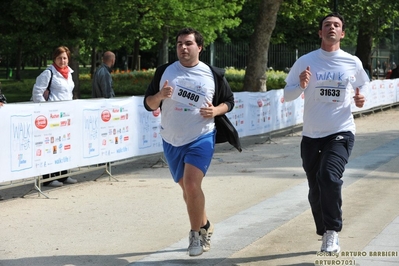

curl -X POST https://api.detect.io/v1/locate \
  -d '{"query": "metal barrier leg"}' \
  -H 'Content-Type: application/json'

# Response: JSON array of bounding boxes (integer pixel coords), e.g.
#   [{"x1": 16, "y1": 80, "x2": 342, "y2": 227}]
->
[
  {"x1": 262, "y1": 132, "x2": 277, "y2": 145},
  {"x1": 94, "y1": 163, "x2": 119, "y2": 182},
  {"x1": 21, "y1": 176, "x2": 49, "y2": 199}
]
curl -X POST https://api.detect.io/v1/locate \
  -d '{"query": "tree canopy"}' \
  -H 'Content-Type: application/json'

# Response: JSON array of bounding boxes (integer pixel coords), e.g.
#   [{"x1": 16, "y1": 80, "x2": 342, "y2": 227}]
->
[
  {"x1": 0, "y1": 0, "x2": 244, "y2": 80},
  {"x1": 239, "y1": 0, "x2": 399, "y2": 91},
  {"x1": 1, "y1": 0, "x2": 399, "y2": 92}
]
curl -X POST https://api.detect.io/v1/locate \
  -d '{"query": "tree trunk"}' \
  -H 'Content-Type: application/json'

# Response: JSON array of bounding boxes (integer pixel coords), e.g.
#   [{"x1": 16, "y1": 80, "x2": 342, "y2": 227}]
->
[
  {"x1": 42, "y1": 56, "x2": 46, "y2": 68},
  {"x1": 90, "y1": 46, "x2": 96, "y2": 76},
  {"x1": 15, "y1": 39, "x2": 22, "y2": 81},
  {"x1": 132, "y1": 39, "x2": 140, "y2": 70},
  {"x1": 158, "y1": 26, "x2": 169, "y2": 66},
  {"x1": 243, "y1": 0, "x2": 283, "y2": 92},
  {"x1": 355, "y1": 19, "x2": 374, "y2": 78},
  {"x1": 70, "y1": 45, "x2": 80, "y2": 99}
]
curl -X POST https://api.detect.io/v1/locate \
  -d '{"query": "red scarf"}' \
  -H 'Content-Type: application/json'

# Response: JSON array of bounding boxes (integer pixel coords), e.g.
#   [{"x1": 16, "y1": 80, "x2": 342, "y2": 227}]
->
[{"x1": 53, "y1": 63, "x2": 69, "y2": 79}]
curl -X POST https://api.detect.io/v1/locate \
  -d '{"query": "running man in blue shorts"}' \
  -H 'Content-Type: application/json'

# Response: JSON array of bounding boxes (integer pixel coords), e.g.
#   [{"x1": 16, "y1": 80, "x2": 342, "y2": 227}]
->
[{"x1": 144, "y1": 28, "x2": 239, "y2": 256}]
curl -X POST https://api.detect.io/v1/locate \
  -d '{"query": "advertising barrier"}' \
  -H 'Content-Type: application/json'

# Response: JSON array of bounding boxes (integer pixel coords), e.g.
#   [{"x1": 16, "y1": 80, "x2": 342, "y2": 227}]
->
[{"x1": 1, "y1": 78, "x2": 398, "y2": 184}]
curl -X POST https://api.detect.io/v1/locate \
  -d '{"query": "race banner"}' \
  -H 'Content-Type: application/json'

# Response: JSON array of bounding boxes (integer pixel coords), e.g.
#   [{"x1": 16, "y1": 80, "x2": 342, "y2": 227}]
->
[{"x1": 0, "y1": 79, "x2": 397, "y2": 183}]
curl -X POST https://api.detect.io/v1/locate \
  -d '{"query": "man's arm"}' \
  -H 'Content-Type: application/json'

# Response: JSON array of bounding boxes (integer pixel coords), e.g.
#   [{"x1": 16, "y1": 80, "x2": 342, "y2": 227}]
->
[
  {"x1": 200, "y1": 101, "x2": 228, "y2": 118},
  {"x1": 143, "y1": 63, "x2": 170, "y2": 111},
  {"x1": 284, "y1": 66, "x2": 311, "y2": 102},
  {"x1": 353, "y1": 87, "x2": 365, "y2": 108},
  {"x1": 145, "y1": 80, "x2": 173, "y2": 110}
]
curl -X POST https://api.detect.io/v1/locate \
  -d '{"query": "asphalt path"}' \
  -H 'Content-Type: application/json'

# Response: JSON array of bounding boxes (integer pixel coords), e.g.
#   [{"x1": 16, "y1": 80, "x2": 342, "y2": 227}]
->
[{"x1": 0, "y1": 106, "x2": 398, "y2": 266}]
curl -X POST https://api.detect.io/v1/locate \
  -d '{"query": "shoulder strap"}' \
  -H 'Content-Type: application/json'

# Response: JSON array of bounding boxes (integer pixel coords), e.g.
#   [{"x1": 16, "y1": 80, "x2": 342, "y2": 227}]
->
[{"x1": 46, "y1": 69, "x2": 53, "y2": 92}]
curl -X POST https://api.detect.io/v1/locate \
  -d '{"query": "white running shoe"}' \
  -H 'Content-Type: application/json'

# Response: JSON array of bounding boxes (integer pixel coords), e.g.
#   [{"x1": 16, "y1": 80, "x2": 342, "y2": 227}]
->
[
  {"x1": 321, "y1": 233, "x2": 327, "y2": 252},
  {"x1": 321, "y1": 230, "x2": 340, "y2": 253},
  {"x1": 188, "y1": 230, "x2": 203, "y2": 256},
  {"x1": 64, "y1": 177, "x2": 77, "y2": 184},
  {"x1": 200, "y1": 222, "x2": 214, "y2": 252},
  {"x1": 48, "y1": 180, "x2": 63, "y2": 187}
]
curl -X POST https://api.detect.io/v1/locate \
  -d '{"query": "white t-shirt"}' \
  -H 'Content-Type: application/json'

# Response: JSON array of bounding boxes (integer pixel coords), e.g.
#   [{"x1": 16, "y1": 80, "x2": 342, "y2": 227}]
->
[
  {"x1": 159, "y1": 61, "x2": 215, "y2": 146},
  {"x1": 284, "y1": 49, "x2": 369, "y2": 138}
]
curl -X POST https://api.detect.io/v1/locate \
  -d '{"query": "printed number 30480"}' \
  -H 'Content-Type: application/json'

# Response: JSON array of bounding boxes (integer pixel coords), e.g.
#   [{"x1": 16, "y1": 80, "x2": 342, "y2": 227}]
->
[{"x1": 177, "y1": 89, "x2": 200, "y2": 102}]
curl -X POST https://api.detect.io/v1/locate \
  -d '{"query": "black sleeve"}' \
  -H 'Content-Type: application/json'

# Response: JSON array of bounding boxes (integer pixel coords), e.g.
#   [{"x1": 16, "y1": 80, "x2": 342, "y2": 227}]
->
[
  {"x1": 210, "y1": 66, "x2": 235, "y2": 113},
  {"x1": 143, "y1": 63, "x2": 170, "y2": 111},
  {"x1": 219, "y1": 75, "x2": 235, "y2": 112},
  {"x1": 390, "y1": 68, "x2": 399, "y2": 79}
]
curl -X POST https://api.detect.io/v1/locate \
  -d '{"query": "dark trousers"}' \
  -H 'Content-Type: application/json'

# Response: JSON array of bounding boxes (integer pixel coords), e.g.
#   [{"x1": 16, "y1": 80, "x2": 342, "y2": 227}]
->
[
  {"x1": 301, "y1": 131, "x2": 354, "y2": 236},
  {"x1": 42, "y1": 170, "x2": 68, "y2": 186}
]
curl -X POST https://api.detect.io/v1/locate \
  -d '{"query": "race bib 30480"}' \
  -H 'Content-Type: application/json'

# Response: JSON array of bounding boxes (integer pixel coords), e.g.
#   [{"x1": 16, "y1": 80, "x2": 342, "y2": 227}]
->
[{"x1": 171, "y1": 79, "x2": 206, "y2": 108}]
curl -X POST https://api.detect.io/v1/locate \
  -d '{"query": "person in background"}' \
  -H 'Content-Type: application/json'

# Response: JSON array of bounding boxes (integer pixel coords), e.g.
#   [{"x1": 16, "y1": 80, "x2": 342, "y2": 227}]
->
[
  {"x1": 284, "y1": 13, "x2": 368, "y2": 253},
  {"x1": 144, "y1": 28, "x2": 236, "y2": 256},
  {"x1": 92, "y1": 51, "x2": 116, "y2": 98},
  {"x1": 0, "y1": 81, "x2": 6, "y2": 103},
  {"x1": 388, "y1": 63, "x2": 399, "y2": 79},
  {"x1": 32, "y1": 46, "x2": 77, "y2": 187}
]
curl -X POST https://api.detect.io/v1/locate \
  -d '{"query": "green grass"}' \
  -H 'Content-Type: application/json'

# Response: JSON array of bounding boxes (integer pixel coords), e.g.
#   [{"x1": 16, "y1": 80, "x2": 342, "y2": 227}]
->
[
  {"x1": 0, "y1": 67, "x2": 51, "y2": 102},
  {"x1": 0, "y1": 79, "x2": 36, "y2": 103}
]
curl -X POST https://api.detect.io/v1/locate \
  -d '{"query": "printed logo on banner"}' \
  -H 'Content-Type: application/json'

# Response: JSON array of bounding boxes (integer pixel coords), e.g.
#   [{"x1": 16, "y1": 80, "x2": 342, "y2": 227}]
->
[
  {"x1": 11, "y1": 114, "x2": 33, "y2": 172},
  {"x1": 101, "y1": 110, "x2": 111, "y2": 122},
  {"x1": 60, "y1": 112, "x2": 70, "y2": 117},
  {"x1": 35, "y1": 115, "x2": 48, "y2": 129},
  {"x1": 83, "y1": 109, "x2": 100, "y2": 158}
]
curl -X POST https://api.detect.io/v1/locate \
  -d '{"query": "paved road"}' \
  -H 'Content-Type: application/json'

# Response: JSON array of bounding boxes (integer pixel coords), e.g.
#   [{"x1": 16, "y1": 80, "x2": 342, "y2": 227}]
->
[{"x1": 0, "y1": 107, "x2": 398, "y2": 266}]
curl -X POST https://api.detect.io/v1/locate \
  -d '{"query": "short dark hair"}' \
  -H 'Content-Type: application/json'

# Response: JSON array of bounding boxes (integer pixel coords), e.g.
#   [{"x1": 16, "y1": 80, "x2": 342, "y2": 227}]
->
[
  {"x1": 319, "y1": 13, "x2": 345, "y2": 31},
  {"x1": 175, "y1": 28, "x2": 204, "y2": 47}
]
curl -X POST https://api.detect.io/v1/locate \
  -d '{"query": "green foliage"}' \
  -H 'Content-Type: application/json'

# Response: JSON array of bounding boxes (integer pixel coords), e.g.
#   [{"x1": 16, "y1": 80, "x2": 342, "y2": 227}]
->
[
  {"x1": 273, "y1": 0, "x2": 331, "y2": 45},
  {"x1": 339, "y1": 0, "x2": 399, "y2": 42},
  {"x1": 1, "y1": 68, "x2": 287, "y2": 103},
  {"x1": 0, "y1": 79, "x2": 35, "y2": 102},
  {"x1": 265, "y1": 70, "x2": 287, "y2": 90},
  {"x1": 224, "y1": 68, "x2": 287, "y2": 91},
  {"x1": 223, "y1": 0, "x2": 331, "y2": 46},
  {"x1": 0, "y1": 0, "x2": 245, "y2": 73},
  {"x1": 79, "y1": 70, "x2": 156, "y2": 96}
]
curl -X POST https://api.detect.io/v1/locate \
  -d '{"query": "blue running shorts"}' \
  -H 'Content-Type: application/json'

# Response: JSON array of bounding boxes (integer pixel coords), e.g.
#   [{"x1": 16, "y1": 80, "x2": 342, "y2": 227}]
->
[{"x1": 162, "y1": 131, "x2": 215, "y2": 183}]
